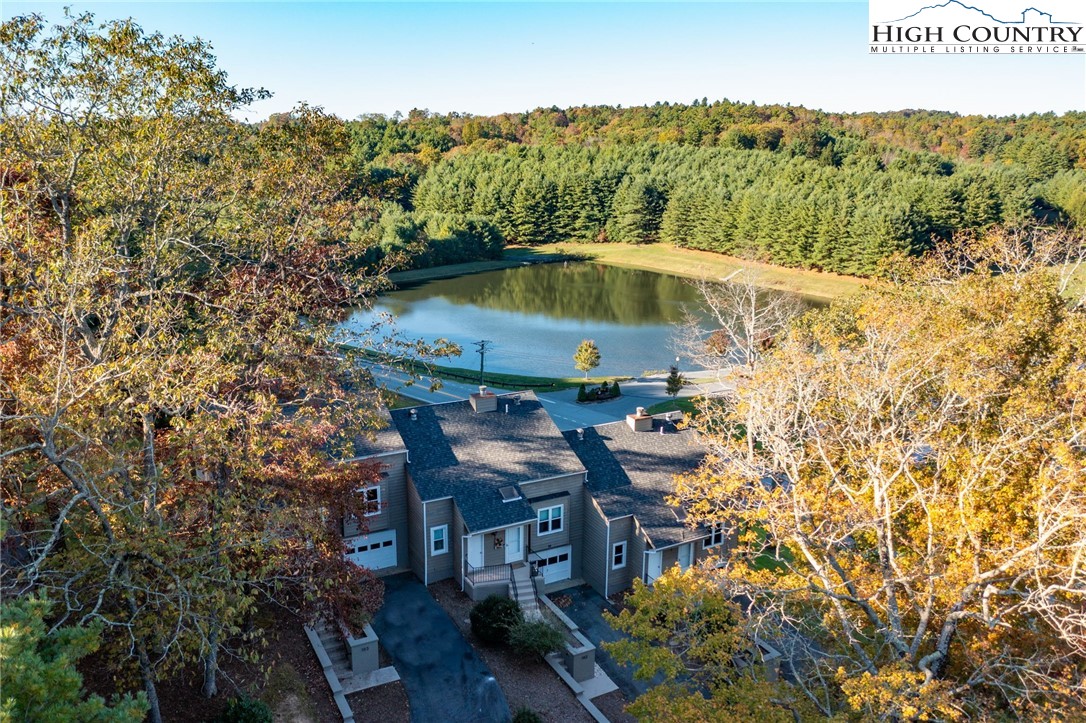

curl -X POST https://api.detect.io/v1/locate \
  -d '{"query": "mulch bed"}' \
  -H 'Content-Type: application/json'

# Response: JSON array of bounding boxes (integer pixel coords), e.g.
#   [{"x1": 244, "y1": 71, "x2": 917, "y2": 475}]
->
[
  {"x1": 594, "y1": 690, "x2": 637, "y2": 723},
  {"x1": 347, "y1": 679, "x2": 409, "y2": 723},
  {"x1": 79, "y1": 603, "x2": 342, "y2": 722},
  {"x1": 429, "y1": 580, "x2": 597, "y2": 723}
]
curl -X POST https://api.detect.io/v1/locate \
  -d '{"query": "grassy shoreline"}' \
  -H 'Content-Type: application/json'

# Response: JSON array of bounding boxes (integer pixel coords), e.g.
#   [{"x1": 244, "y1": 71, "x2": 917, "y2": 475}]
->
[
  {"x1": 352, "y1": 347, "x2": 630, "y2": 391},
  {"x1": 388, "y1": 242, "x2": 868, "y2": 300},
  {"x1": 537, "y1": 242, "x2": 868, "y2": 300}
]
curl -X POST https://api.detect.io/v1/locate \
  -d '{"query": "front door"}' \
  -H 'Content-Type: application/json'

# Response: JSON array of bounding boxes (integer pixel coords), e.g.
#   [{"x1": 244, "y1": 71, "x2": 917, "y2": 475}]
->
[
  {"x1": 505, "y1": 525, "x2": 523, "y2": 564},
  {"x1": 678, "y1": 543, "x2": 693, "y2": 571},
  {"x1": 467, "y1": 534, "x2": 484, "y2": 569},
  {"x1": 646, "y1": 550, "x2": 663, "y2": 584}
]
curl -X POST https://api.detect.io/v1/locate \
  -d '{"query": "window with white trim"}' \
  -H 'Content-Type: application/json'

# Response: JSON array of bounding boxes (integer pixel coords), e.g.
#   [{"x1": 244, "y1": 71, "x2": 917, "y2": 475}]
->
[
  {"x1": 537, "y1": 505, "x2": 564, "y2": 535},
  {"x1": 430, "y1": 525, "x2": 448, "y2": 556},
  {"x1": 612, "y1": 541, "x2": 627, "y2": 570},
  {"x1": 361, "y1": 485, "x2": 381, "y2": 517},
  {"x1": 704, "y1": 522, "x2": 725, "y2": 548}
]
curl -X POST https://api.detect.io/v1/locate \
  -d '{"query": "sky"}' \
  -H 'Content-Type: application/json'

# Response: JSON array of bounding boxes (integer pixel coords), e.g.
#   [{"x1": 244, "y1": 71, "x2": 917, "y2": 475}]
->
[{"x1": 5, "y1": 1, "x2": 1085, "y2": 120}]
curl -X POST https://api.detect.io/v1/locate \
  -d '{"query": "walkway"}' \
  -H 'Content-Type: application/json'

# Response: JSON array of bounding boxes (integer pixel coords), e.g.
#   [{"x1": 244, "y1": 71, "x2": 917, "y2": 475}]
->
[
  {"x1": 372, "y1": 574, "x2": 511, "y2": 723},
  {"x1": 560, "y1": 585, "x2": 665, "y2": 702}
]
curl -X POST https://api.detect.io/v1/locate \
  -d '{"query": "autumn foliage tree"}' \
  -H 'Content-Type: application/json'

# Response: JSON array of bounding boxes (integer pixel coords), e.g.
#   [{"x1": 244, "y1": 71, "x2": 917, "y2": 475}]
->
[
  {"x1": 605, "y1": 566, "x2": 816, "y2": 722},
  {"x1": 673, "y1": 227, "x2": 1086, "y2": 718},
  {"x1": 1, "y1": 12, "x2": 392, "y2": 720}
]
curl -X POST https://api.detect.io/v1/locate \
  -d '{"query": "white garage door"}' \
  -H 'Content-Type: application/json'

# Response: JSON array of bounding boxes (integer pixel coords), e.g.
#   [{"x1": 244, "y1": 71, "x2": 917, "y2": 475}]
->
[
  {"x1": 345, "y1": 529, "x2": 397, "y2": 571},
  {"x1": 531, "y1": 546, "x2": 571, "y2": 585}
]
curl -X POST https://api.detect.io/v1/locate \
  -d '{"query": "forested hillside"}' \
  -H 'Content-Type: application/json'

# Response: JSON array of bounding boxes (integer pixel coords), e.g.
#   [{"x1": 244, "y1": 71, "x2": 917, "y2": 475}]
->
[{"x1": 340, "y1": 103, "x2": 1086, "y2": 277}]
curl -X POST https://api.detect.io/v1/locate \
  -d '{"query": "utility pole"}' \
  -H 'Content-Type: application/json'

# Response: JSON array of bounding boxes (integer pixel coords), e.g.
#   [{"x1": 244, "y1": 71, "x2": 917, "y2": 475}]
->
[{"x1": 473, "y1": 340, "x2": 492, "y2": 385}]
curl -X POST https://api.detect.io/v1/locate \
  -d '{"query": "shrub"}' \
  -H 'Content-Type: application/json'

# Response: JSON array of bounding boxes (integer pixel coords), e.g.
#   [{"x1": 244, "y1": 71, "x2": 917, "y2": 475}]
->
[
  {"x1": 599, "y1": 381, "x2": 610, "y2": 395},
  {"x1": 512, "y1": 708, "x2": 543, "y2": 723},
  {"x1": 610, "y1": 380, "x2": 621, "y2": 397},
  {"x1": 470, "y1": 595, "x2": 523, "y2": 645},
  {"x1": 508, "y1": 620, "x2": 566, "y2": 658},
  {"x1": 213, "y1": 697, "x2": 273, "y2": 723},
  {"x1": 577, "y1": 384, "x2": 588, "y2": 403}
]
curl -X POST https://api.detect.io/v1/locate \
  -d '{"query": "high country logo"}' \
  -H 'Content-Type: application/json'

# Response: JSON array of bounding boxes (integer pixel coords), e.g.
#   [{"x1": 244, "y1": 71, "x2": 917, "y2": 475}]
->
[{"x1": 870, "y1": 0, "x2": 1084, "y2": 53}]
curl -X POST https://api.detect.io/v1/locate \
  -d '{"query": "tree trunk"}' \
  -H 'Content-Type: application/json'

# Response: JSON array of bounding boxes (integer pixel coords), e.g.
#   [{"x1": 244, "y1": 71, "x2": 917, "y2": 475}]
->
[
  {"x1": 137, "y1": 639, "x2": 163, "y2": 723},
  {"x1": 202, "y1": 620, "x2": 219, "y2": 699}
]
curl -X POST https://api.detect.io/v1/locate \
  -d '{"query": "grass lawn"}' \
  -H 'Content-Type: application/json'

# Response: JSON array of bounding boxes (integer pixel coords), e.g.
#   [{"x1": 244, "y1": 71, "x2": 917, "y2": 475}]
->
[
  {"x1": 645, "y1": 397, "x2": 699, "y2": 416},
  {"x1": 534, "y1": 242, "x2": 868, "y2": 300},
  {"x1": 353, "y1": 348, "x2": 629, "y2": 391},
  {"x1": 384, "y1": 391, "x2": 428, "y2": 409}
]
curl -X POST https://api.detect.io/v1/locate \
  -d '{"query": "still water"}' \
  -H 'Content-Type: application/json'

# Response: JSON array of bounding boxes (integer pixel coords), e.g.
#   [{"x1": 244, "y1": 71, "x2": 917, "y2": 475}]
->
[{"x1": 343, "y1": 262, "x2": 812, "y2": 378}]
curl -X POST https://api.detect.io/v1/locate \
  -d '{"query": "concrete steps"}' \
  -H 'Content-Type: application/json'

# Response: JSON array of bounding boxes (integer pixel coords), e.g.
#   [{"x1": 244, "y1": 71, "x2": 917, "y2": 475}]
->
[{"x1": 512, "y1": 564, "x2": 542, "y2": 621}]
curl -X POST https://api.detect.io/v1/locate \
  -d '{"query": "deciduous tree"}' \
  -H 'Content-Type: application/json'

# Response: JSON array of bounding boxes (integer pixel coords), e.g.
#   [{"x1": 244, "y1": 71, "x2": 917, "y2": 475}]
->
[
  {"x1": 673, "y1": 227, "x2": 1086, "y2": 718},
  {"x1": 573, "y1": 339, "x2": 601, "y2": 379}
]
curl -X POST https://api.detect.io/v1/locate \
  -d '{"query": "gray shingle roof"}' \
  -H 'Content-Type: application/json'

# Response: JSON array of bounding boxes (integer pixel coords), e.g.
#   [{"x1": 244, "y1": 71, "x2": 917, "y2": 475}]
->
[
  {"x1": 390, "y1": 392, "x2": 586, "y2": 533},
  {"x1": 340, "y1": 408, "x2": 407, "y2": 459},
  {"x1": 564, "y1": 415, "x2": 706, "y2": 547}
]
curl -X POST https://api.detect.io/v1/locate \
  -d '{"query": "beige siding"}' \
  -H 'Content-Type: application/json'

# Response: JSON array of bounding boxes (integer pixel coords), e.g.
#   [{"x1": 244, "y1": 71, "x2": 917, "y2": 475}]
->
[
  {"x1": 406, "y1": 472, "x2": 425, "y2": 581},
  {"x1": 425, "y1": 498, "x2": 456, "y2": 583},
  {"x1": 606, "y1": 517, "x2": 635, "y2": 595},
  {"x1": 483, "y1": 531, "x2": 505, "y2": 567},
  {"x1": 342, "y1": 452, "x2": 407, "y2": 537},
  {"x1": 343, "y1": 452, "x2": 410, "y2": 575},
  {"x1": 629, "y1": 525, "x2": 647, "y2": 585},
  {"x1": 523, "y1": 473, "x2": 584, "y2": 580},
  {"x1": 580, "y1": 494, "x2": 610, "y2": 596},
  {"x1": 451, "y1": 505, "x2": 466, "y2": 586}
]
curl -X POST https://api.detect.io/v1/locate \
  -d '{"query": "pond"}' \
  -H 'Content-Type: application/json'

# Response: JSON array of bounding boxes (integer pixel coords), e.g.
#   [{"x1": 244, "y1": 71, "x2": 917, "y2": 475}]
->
[{"x1": 341, "y1": 262, "x2": 816, "y2": 378}]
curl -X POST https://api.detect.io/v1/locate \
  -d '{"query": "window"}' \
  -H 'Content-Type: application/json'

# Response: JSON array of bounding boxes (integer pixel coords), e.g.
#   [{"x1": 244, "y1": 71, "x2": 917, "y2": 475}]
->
[
  {"x1": 430, "y1": 525, "x2": 448, "y2": 556},
  {"x1": 537, "y1": 505, "x2": 564, "y2": 535},
  {"x1": 704, "y1": 523, "x2": 725, "y2": 548},
  {"x1": 360, "y1": 485, "x2": 381, "y2": 517},
  {"x1": 612, "y1": 541, "x2": 627, "y2": 570}
]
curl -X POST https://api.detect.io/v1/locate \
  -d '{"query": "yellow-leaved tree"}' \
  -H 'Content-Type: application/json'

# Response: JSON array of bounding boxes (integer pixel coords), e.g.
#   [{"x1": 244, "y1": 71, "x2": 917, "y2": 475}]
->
[{"x1": 672, "y1": 228, "x2": 1086, "y2": 719}]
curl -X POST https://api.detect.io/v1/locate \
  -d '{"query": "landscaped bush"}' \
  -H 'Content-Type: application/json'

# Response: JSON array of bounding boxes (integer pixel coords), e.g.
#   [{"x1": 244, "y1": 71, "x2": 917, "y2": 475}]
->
[
  {"x1": 512, "y1": 708, "x2": 543, "y2": 723},
  {"x1": 575, "y1": 381, "x2": 622, "y2": 404},
  {"x1": 470, "y1": 595, "x2": 523, "y2": 645},
  {"x1": 213, "y1": 696, "x2": 273, "y2": 723},
  {"x1": 508, "y1": 620, "x2": 566, "y2": 658}
]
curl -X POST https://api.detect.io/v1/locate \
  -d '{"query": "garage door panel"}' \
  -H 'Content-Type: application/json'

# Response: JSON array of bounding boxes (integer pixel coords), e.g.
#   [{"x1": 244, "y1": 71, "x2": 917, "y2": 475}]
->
[
  {"x1": 345, "y1": 529, "x2": 397, "y2": 570},
  {"x1": 531, "y1": 545, "x2": 571, "y2": 585}
]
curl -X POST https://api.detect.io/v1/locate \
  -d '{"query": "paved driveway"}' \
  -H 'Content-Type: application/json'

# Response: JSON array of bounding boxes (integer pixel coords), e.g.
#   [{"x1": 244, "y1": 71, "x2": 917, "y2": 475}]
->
[
  {"x1": 560, "y1": 585, "x2": 665, "y2": 701},
  {"x1": 372, "y1": 574, "x2": 511, "y2": 723}
]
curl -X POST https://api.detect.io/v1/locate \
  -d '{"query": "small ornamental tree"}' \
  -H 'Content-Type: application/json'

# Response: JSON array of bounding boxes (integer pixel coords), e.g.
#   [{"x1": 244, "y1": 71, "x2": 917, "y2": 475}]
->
[
  {"x1": 573, "y1": 339, "x2": 601, "y2": 379},
  {"x1": 577, "y1": 384, "x2": 588, "y2": 403},
  {"x1": 610, "y1": 380, "x2": 621, "y2": 397},
  {"x1": 665, "y1": 365, "x2": 686, "y2": 399}
]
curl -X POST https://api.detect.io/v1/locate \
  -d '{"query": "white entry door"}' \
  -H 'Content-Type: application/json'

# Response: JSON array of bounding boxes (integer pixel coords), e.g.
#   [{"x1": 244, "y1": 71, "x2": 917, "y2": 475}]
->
[
  {"x1": 505, "y1": 526, "x2": 523, "y2": 564},
  {"x1": 467, "y1": 534, "x2": 484, "y2": 569},
  {"x1": 678, "y1": 543, "x2": 694, "y2": 571},
  {"x1": 646, "y1": 550, "x2": 663, "y2": 584}
]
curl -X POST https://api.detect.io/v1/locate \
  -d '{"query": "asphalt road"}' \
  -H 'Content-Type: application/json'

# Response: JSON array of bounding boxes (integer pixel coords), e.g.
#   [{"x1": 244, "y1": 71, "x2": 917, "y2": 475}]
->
[{"x1": 366, "y1": 363, "x2": 727, "y2": 431}]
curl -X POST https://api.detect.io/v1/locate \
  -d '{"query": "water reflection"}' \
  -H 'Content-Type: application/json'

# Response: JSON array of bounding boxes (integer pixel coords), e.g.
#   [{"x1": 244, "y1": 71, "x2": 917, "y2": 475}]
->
[{"x1": 344, "y1": 263, "x2": 815, "y2": 378}]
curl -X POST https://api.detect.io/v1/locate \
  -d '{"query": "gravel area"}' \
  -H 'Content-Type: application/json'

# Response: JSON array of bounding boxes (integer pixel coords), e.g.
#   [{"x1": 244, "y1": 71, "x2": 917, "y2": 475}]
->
[
  {"x1": 429, "y1": 580, "x2": 595, "y2": 723},
  {"x1": 594, "y1": 690, "x2": 636, "y2": 723},
  {"x1": 348, "y1": 679, "x2": 410, "y2": 723}
]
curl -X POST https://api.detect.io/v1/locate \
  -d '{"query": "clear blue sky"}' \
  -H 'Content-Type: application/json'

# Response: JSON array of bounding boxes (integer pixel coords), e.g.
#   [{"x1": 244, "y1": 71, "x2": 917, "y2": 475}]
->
[{"x1": 6, "y1": 1, "x2": 1085, "y2": 119}]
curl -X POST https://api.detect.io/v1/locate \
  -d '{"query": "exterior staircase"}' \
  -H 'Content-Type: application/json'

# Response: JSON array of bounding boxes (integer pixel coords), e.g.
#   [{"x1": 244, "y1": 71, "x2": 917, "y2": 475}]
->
[
  {"x1": 312, "y1": 618, "x2": 353, "y2": 684},
  {"x1": 511, "y1": 563, "x2": 542, "y2": 621}
]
